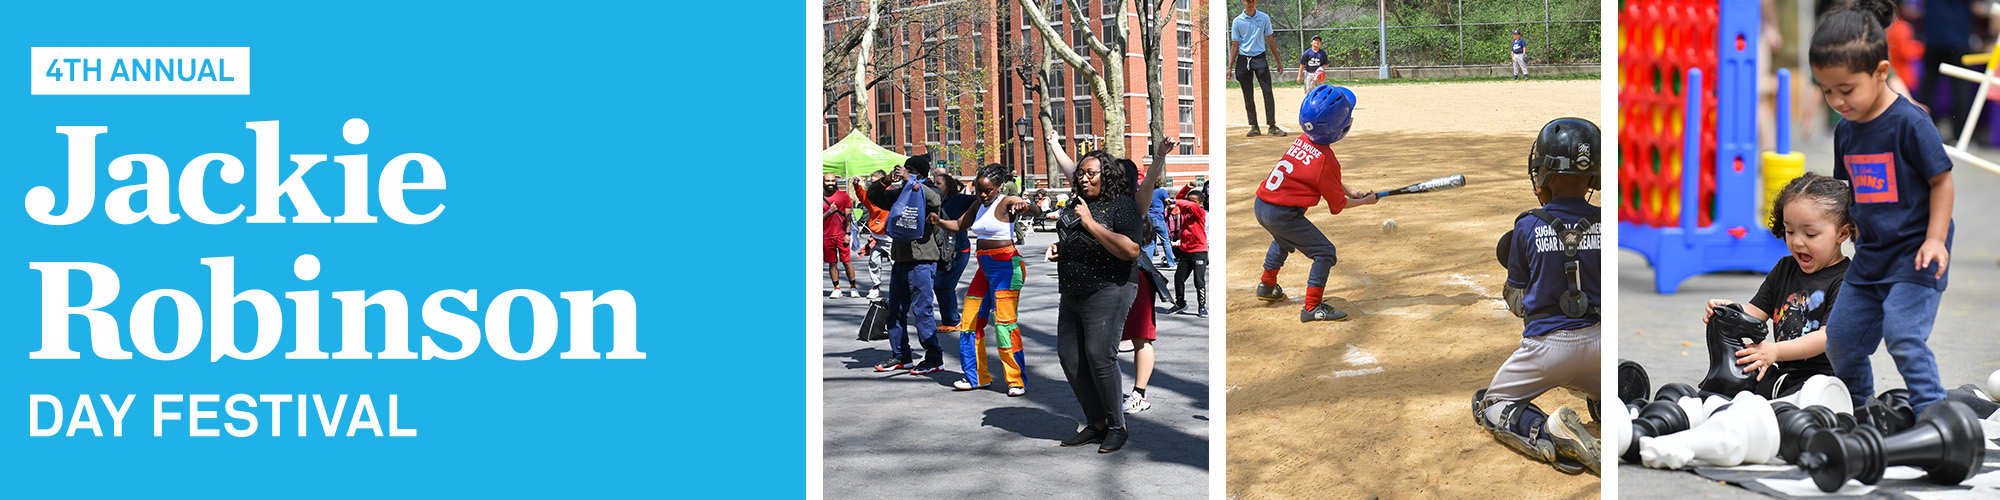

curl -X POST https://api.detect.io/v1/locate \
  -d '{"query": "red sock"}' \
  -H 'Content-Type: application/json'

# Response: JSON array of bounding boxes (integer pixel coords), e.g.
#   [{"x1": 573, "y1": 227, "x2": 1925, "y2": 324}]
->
[
  {"x1": 1261, "y1": 269, "x2": 1281, "y2": 286},
  {"x1": 1303, "y1": 287, "x2": 1325, "y2": 310}
]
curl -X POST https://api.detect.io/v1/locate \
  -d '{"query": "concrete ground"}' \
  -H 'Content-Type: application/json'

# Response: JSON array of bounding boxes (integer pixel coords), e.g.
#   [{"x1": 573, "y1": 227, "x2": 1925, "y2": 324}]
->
[
  {"x1": 821, "y1": 230, "x2": 1210, "y2": 499},
  {"x1": 1616, "y1": 136, "x2": 2000, "y2": 498}
]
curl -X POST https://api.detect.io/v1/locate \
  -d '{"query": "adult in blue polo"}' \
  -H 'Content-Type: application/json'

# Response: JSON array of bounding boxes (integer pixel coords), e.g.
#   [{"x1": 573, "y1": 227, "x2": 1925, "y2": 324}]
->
[{"x1": 1231, "y1": 0, "x2": 1287, "y2": 137}]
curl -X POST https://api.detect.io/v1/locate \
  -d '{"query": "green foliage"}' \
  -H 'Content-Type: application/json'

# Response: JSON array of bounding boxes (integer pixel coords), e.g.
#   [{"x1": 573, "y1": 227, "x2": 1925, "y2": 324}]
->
[{"x1": 1226, "y1": 0, "x2": 1600, "y2": 68}]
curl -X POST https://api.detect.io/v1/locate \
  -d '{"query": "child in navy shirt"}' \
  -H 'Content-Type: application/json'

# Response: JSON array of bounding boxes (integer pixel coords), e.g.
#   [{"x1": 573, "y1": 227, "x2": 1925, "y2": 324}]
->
[
  {"x1": 1810, "y1": 0, "x2": 1955, "y2": 414},
  {"x1": 1474, "y1": 117, "x2": 1602, "y2": 476},
  {"x1": 1298, "y1": 35, "x2": 1326, "y2": 93},
  {"x1": 1510, "y1": 30, "x2": 1529, "y2": 80}
]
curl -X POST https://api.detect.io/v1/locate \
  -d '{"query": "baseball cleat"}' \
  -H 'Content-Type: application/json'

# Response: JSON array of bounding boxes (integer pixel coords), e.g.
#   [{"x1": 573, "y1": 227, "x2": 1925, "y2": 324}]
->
[
  {"x1": 1547, "y1": 406, "x2": 1601, "y2": 475},
  {"x1": 1267, "y1": 125, "x2": 1289, "y2": 137},
  {"x1": 1300, "y1": 303, "x2": 1350, "y2": 322},
  {"x1": 1246, "y1": 127, "x2": 1263, "y2": 137},
  {"x1": 1255, "y1": 283, "x2": 1287, "y2": 301}
]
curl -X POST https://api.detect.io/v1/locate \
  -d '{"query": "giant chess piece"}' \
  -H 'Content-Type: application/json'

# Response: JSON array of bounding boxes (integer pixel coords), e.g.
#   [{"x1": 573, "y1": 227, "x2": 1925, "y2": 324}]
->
[
  {"x1": 1656, "y1": 383, "x2": 1698, "y2": 404},
  {"x1": 1770, "y1": 402, "x2": 1844, "y2": 463},
  {"x1": 1773, "y1": 374, "x2": 1854, "y2": 415},
  {"x1": 1619, "y1": 397, "x2": 1694, "y2": 463},
  {"x1": 1854, "y1": 389, "x2": 1918, "y2": 434},
  {"x1": 1698, "y1": 304, "x2": 1768, "y2": 397},
  {"x1": 1797, "y1": 401, "x2": 1987, "y2": 492},
  {"x1": 1639, "y1": 392, "x2": 1780, "y2": 469},
  {"x1": 1618, "y1": 359, "x2": 1651, "y2": 405}
]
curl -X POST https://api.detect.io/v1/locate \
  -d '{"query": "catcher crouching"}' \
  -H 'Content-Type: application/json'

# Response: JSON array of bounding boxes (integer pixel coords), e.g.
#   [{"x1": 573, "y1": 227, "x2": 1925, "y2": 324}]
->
[{"x1": 1473, "y1": 117, "x2": 1604, "y2": 475}]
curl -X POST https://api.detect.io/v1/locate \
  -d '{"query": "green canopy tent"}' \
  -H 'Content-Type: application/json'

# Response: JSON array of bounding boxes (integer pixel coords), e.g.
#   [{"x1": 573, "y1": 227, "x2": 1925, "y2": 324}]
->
[{"x1": 821, "y1": 130, "x2": 909, "y2": 179}]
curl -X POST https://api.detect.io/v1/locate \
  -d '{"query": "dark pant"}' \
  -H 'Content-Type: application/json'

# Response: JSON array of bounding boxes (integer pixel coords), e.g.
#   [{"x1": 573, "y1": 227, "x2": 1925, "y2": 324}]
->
[
  {"x1": 935, "y1": 248, "x2": 971, "y2": 327},
  {"x1": 1255, "y1": 198, "x2": 1339, "y2": 288},
  {"x1": 1235, "y1": 53, "x2": 1277, "y2": 128},
  {"x1": 1173, "y1": 249, "x2": 1208, "y2": 310},
  {"x1": 888, "y1": 261, "x2": 941, "y2": 365},
  {"x1": 1824, "y1": 280, "x2": 1944, "y2": 414},
  {"x1": 1058, "y1": 282, "x2": 1138, "y2": 429},
  {"x1": 1923, "y1": 48, "x2": 1975, "y2": 134}
]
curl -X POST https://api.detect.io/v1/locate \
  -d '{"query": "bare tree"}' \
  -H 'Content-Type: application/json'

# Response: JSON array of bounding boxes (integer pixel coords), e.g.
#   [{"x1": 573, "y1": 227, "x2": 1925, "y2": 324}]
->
[
  {"x1": 1016, "y1": 0, "x2": 1128, "y2": 158},
  {"x1": 1007, "y1": 1, "x2": 1063, "y2": 187},
  {"x1": 821, "y1": 0, "x2": 987, "y2": 134},
  {"x1": 1135, "y1": 0, "x2": 1177, "y2": 189}
]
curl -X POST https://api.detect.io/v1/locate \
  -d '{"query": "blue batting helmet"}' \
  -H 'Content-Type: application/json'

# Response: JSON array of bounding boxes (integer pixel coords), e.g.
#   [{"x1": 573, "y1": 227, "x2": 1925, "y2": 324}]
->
[{"x1": 1299, "y1": 85, "x2": 1356, "y2": 145}]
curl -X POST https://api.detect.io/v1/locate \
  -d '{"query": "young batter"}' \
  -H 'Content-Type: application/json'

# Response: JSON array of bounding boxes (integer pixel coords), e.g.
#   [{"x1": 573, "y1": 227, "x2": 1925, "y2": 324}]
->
[
  {"x1": 1474, "y1": 117, "x2": 1602, "y2": 475},
  {"x1": 1253, "y1": 84, "x2": 1378, "y2": 322}
]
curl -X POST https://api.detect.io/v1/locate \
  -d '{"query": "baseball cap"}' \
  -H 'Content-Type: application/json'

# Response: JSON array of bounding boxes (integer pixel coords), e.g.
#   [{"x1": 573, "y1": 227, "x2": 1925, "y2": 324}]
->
[
  {"x1": 1311, "y1": 35, "x2": 1321, "y2": 41},
  {"x1": 1512, "y1": 29, "x2": 1522, "y2": 35}
]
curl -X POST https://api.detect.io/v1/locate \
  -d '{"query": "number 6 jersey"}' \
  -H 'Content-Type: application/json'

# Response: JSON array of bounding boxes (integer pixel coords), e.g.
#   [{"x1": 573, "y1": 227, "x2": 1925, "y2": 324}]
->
[{"x1": 1255, "y1": 135, "x2": 1350, "y2": 214}]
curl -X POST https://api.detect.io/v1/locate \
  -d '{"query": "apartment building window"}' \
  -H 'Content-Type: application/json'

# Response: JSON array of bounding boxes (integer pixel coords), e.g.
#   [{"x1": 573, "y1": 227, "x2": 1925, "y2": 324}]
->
[
  {"x1": 1175, "y1": 0, "x2": 1188, "y2": 11},
  {"x1": 826, "y1": 117, "x2": 837, "y2": 144},
  {"x1": 1049, "y1": 67, "x2": 1065, "y2": 99},
  {"x1": 877, "y1": 86, "x2": 891, "y2": 113},
  {"x1": 925, "y1": 76, "x2": 939, "y2": 109},
  {"x1": 878, "y1": 119, "x2": 891, "y2": 144},
  {"x1": 926, "y1": 115, "x2": 940, "y2": 144},
  {"x1": 1179, "y1": 100, "x2": 1194, "y2": 135},
  {"x1": 1051, "y1": 105, "x2": 1066, "y2": 137},
  {"x1": 1178, "y1": 61, "x2": 1193, "y2": 95},
  {"x1": 1178, "y1": 28, "x2": 1192, "y2": 59},
  {"x1": 1074, "y1": 66, "x2": 1090, "y2": 97},
  {"x1": 1074, "y1": 101, "x2": 1092, "y2": 136}
]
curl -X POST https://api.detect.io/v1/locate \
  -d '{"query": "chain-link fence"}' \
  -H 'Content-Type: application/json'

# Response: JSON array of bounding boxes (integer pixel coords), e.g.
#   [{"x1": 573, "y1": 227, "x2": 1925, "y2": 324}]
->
[{"x1": 1229, "y1": 0, "x2": 1600, "y2": 76}]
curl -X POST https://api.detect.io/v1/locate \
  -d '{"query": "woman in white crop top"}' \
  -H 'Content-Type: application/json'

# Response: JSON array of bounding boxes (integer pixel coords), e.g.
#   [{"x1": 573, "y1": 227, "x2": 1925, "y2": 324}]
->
[{"x1": 931, "y1": 163, "x2": 1043, "y2": 395}]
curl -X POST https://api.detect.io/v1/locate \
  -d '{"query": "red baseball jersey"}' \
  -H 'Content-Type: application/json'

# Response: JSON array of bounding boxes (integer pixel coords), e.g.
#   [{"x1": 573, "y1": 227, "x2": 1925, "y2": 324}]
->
[{"x1": 1255, "y1": 135, "x2": 1348, "y2": 214}]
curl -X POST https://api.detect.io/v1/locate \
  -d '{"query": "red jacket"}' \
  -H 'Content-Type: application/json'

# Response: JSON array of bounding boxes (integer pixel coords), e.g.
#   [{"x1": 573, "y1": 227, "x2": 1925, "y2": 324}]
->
[
  {"x1": 1171, "y1": 199, "x2": 1207, "y2": 253},
  {"x1": 1254, "y1": 135, "x2": 1348, "y2": 214}
]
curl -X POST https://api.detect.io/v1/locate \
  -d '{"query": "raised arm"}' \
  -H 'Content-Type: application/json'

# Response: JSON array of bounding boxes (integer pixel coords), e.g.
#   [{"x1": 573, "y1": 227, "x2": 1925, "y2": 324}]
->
[{"x1": 1047, "y1": 129, "x2": 1077, "y2": 179}]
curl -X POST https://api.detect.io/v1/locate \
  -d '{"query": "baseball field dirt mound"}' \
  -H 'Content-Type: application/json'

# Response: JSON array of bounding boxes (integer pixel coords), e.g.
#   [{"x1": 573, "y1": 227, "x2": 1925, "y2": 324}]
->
[{"x1": 1226, "y1": 79, "x2": 1602, "y2": 499}]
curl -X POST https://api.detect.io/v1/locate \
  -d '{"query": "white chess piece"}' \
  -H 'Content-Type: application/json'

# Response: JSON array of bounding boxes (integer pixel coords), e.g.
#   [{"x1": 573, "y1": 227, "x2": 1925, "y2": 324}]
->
[
  {"x1": 1639, "y1": 392, "x2": 1780, "y2": 469},
  {"x1": 1678, "y1": 396, "x2": 1710, "y2": 428},
  {"x1": 1610, "y1": 398, "x2": 1632, "y2": 459},
  {"x1": 1986, "y1": 369, "x2": 1999, "y2": 403},
  {"x1": 1774, "y1": 375, "x2": 1853, "y2": 415}
]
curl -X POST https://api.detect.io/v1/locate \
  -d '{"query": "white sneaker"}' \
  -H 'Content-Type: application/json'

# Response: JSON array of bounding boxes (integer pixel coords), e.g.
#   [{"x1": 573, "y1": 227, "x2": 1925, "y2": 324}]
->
[
  {"x1": 1123, "y1": 392, "x2": 1151, "y2": 414},
  {"x1": 827, "y1": 289, "x2": 843, "y2": 299},
  {"x1": 1118, "y1": 340, "x2": 1135, "y2": 353},
  {"x1": 848, "y1": 289, "x2": 864, "y2": 298},
  {"x1": 866, "y1": 289, "x2": 881, "y2": 300}
]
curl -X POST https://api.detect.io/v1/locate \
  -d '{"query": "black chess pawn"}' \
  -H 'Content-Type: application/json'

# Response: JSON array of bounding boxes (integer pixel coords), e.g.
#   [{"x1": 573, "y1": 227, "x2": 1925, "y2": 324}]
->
[{"x1": 1619, "y1": 359, "x2": 1651, "y2": 405}]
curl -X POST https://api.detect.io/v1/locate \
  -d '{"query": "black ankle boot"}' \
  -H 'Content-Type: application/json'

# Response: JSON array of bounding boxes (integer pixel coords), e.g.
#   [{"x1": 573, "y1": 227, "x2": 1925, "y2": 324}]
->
[{"x1": 1698, "y1": 304, "x2": 1767, "y2": 396}]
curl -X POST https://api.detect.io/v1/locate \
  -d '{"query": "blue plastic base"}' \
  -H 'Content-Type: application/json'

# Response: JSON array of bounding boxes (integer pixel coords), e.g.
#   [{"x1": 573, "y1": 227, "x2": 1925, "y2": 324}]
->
[{"x1": 1619, "y1": 221, "x2": 1792, "y2": 294}]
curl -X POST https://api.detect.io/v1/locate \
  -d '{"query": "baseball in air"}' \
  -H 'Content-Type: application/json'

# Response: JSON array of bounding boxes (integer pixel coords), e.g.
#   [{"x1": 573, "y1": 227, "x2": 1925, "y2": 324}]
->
[{"x1": 1382, "y1": 219, "x2": 1398, "y2": 234}]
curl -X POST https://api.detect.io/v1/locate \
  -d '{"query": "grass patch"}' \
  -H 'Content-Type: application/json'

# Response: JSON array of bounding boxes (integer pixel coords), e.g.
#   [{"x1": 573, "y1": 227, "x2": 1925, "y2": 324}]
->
[{"x1": 1227, "y1": 72, "x2": 1601, "y2": 88}]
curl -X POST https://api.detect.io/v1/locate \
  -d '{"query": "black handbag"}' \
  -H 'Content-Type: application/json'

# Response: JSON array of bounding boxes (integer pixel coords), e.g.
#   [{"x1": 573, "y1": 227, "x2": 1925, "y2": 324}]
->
[{"x1": 857, "y1": 299, "x2": 891, "y2": 342}]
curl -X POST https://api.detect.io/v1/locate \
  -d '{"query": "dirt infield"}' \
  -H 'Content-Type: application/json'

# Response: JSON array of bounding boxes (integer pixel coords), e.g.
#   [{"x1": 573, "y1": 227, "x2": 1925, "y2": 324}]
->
[{"x1": 1224, "y1": 79, "x2": 1602, "y2": 499}]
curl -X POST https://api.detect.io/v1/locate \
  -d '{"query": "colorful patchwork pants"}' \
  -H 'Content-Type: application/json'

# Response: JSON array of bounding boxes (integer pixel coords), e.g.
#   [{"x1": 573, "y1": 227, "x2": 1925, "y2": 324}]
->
[{"x1": 959, "y1": 247, "x2": 1026, "y2": 388}]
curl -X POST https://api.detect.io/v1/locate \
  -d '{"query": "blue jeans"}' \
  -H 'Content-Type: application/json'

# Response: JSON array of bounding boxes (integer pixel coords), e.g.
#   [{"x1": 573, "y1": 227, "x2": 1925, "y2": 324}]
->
[
  {"x1": 1824, "y1": 280, "x2": 1944, "y2": 414},
  {"x1": 1143, "y1": 215, "x2": 1176, "y2": 267},
  {"x1": 1254, "y1": 198, "x2": 1338, "y2": 288},
  {"x1": 888, "y1": 261, "x2": 942, "y2": 365},
  {"x1": 934, "y1": 248, "x2": 971, "y2": 327}
]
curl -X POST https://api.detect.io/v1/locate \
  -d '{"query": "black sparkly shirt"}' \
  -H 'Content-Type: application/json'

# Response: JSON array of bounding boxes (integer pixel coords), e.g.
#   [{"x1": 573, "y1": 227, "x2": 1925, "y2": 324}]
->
[{"x1": 1056, "y1": 195, "x2": 1147, "y2": 296}]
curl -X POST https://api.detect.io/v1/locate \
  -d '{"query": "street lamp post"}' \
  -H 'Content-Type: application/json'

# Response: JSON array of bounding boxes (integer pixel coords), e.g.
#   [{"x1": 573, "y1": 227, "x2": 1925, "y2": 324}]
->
[{"x1": 1014, "y1": 117, "x2": 1033, "y2": 188}]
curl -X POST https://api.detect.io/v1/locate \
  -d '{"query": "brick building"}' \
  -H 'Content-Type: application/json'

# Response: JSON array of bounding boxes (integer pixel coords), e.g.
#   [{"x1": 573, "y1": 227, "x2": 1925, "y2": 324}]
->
[{"x1": 823, "y1": 0, "x2": 1211, "y2": 189}]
